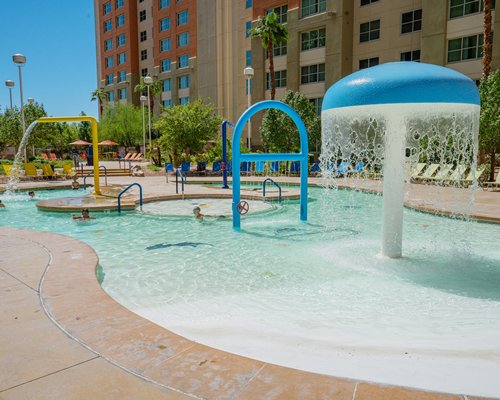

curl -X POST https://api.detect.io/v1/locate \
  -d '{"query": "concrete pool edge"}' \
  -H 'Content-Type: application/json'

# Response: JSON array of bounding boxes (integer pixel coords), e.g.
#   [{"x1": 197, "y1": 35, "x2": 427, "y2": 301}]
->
[{"x1": 2, "y1": 227, "x2": 496, "y2": 400}]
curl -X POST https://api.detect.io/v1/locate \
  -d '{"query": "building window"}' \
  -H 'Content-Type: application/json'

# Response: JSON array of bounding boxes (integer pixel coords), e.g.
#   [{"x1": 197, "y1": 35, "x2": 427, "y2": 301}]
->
[
  {"x1": 449, "y1": 0, "x2": 496, "y2": 18},
  {"x1": 106, "y1": 74, "x2": 114, "y2": 85},
  {"x1": 118, "y1": 52, "x2": 126, "y2": 64},
  {"x1": 400, "y1": 50, "x2": 421, "y2": 62},
  {"x1": 140, "y1": 30, "x2": 147, "y2": 42},
  {"x1": 139, "y1": 10, "x2": 146, "y2": 21},
  {"x1": 300, "y1": 63, "x2": 325, "y2": 84},
  {"x1": 104, "y1": 39, "x2": 113, "y2": 51},
  {"x1": 141, "y1": 49, "x2": 148, "y2": 60},
  {"x1": 177, "y1": 32, "x2": 189, "y2": 47},
  {"x1": 118, "y1": 88, "x2": 127, "y2": 100},
  {"x1": 178, "y1": 54, "x2": 189, "y2": 68},
  {"x1": 118, "y1": 71, "x2": 127, "y2": 82},
  {"x1": 301, "y1": 28, "x2": 326, "y2": 51},
  {"x1": 178, "y1": 75, "x2": 190, "y2": 89},
  {"x1": 359, "y1": 57, "x2": 379, "y2": 69},
  {"x1": 246, "y1": 0, "x2": 252, "y2": 8},
  {"x1": 116, "y1": 0, "x2": 124, "y2": 8},
  {"x1": 246, "y1": 50, "x2": 252, "y2": 66},
  {"x1": 108, "y1": 91, "x2": 115, "y2": 102},
  {"x1": 105, "y1": 56, "x2": 114, "y2": 68},
  {"x1": 266, "y1": 70, "x2": 287, "y2": 89},
  {"x1": 116, "y1": 14, "x2": 125, "y2": 27},
  {"x1": 160, "y1": 38, "x2": 171, "y2": 52},
  {"x1": 179, "y1": 97, "x2": 189, "y2": 105},
  {"x1": 163, "y1": 99, "x2": 172, "y2": 109},
  {"x1": 360, "y1": 19, "x2": 380, "y2": 42},
  {"x1": 160, "y1": 17, "x2": 170, "y2": 31},
  {"x1": 361, "y1": 0, "x2": 379, "y2": 5},
  {"x1": 448, "y1": 33, "x2": 484, "y2": 62},
  {"x1": 163, "y1": 79, "x2": 172, "y2": 92},
  {"x1": 161, "y1": 59, "x2": 171, "y2": 72},
  {"x1": 117, "y1": 34, "x2": 126, "y2": 46},
  {"x1": 267, "y1": 5, "x2": 288, "y2": 23},
  {"x1": 246, "y1": 21, "x2": 252, "y2": 38},
  {"x1": 160, "y1": 0, "x2": 170, "y2": 9},
  {"x1": 103, "y1": 2, "x2": 112, "y2": 15},
  {"x1": 301, "y1": 0, "x2": 326, "y2": 18},
  {"x1": 104, "y1": 20, "x2": 112, "y2": 32},
  {"x1": 266, "y1": 41, "x2": 287, "y2": 57},
  {"x1": 401, "y1": 9, "x2": 422, "y2": 34},
  {"x1": 310, "y1": 98, "x2": 323, "y2": 116},
  {"x1": 177, "y1": 10, "x2": 189, "y2": 26},
  {"x1": 141, "y1": 68, "x2": 148, "y2": 76}
]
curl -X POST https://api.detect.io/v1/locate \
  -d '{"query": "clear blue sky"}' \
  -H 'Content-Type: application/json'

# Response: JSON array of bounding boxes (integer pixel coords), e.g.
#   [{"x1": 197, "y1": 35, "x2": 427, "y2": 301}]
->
[{"x1": 0, "y1": 1, "x2": 98, "y2": 118}]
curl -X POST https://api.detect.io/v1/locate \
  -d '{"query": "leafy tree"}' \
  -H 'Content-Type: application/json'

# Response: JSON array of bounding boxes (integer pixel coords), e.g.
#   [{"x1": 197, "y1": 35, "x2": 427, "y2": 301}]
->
[
  {"x1": 99, "y1": 102, "x2": 144, "y2": 147},
  {"x1": 134, "y1": 76, "x2": 162, "y2": 110},
  {"x1": 78, "y1": 111, "x2": 92, "y2": 142},
  {"x1": 479, "y1": 69, "x2": 500, "y2": 181},
  {"x1": 260, "y1": 90, "x2": 321, "y2": 154},
  {"x1": 155, "y1": 98, "x2": 222, "y2": 165},
  {"x1": 91, "y1": 88, "x2": 109, "y2": 115},
  {"x1": 250, "y1": 12, "x2": 288, "y2": 100}
]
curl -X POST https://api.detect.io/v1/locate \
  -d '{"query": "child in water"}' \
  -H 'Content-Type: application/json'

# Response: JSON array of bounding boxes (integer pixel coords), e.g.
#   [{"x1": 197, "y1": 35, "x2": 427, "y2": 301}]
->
[
  {"x1": 72, "y1": 208, "x2": 95, "y2": 220},
  {"x1": 28, "y1": 191, "x2": 35, "y2": 200},
  {"x1": 193, "y1": 206, "x2": 226, "y2": 221}
]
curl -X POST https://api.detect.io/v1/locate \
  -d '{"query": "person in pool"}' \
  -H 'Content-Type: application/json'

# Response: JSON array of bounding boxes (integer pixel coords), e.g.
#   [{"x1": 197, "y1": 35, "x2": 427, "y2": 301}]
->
[
  {"x1": 0, "y1": 200, "x2": 5, "y2": 208},
  {"x1": 72, "y1": 208, "x2": 95, "y2": 220},
  {"x1": 28, "y1": 191, "x2": 35, "y2": 199},
  {"x1": 193, "y1": 206, "x2": 227, "y2": 221}
]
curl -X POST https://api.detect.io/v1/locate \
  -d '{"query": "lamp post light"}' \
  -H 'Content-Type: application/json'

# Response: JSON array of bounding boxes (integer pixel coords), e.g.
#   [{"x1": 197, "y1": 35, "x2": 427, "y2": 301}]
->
[
  {"x1": 5, "y1": 80, "x2": 15, "y2": 110},
  {"x1": 243, "y1": 66, "x2": 254, "y2": 150},
  {"x1": 13, "y1": 53, "x2": 27, "y2": 161},
  {"x1": 27, "y1": 97, "x2": 34, "y2": 104},
  {"x1": 143, "y1": 76, "x2": 153, "y2": 159},
  {"x1": 140, "y1": 95, "x2": 147, "y2": 156}
]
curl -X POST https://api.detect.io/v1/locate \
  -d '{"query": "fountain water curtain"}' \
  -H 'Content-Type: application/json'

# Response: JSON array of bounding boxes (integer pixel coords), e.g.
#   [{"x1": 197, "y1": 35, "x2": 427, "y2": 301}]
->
[
  {"x1": 6, "y1": 120, "x2": 38, "y2": 193},
  {"x1": 320, "y1": 62, "x2": 480, "y2": 258}
]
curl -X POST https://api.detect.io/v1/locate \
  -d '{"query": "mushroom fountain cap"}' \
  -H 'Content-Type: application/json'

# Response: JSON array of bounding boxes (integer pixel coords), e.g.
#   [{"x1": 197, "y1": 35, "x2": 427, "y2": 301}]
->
[{"x1": 322, "y1": 62, "x2": 480, "y2": 112}]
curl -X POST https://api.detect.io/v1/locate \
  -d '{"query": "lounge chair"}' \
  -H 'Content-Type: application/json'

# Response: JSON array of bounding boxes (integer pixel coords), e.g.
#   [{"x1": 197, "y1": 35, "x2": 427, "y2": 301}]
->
[
  {"x1": 165, "y1": 162, "x2": 174, "y2": 182},
  {"x1": 407, "y1": 163, "x2": 426, "y2": 180},
  {"x1": 484, "y1": 170, "x2": 500, "y2": 188},
  {"x1": 211, "y1": 161, "x2": 221, "y2": 175},
  {"x1": 24, "y1": 163, "x2": 41, "y2": 180},
  {"x1": 40, "y1": 153, "x2": 49, "y2": 160},
  {"x1": 226, "y1": 160, "x2": 232, "y2": 175},
  {"x1": 241, "y1": 161, "x2": 251, "y2": 175},
  {"x1": 180, "y1": 162, "x2": 191, "y2": 175},
  {"x1": 414, "y1": 164, "x2": 440, "y2": 182},
  {"x1": 196, "y1": 162, "x2": 207, "y2": 176},
  {"x1": 62, "y1": 164, "x2": 74, "y2": 178},
  {"x1": 445, "y1": 165, "x2": 467, "y2": 182},
  {"x1": 270, "y1": 161, "x2": 279, "y2": 175},
  {"x1": 310, "y1": 162, "x2": 320, "y2": 175},
  {"x1": 290, "y1": 161, "x2": 300, "y2": 175},
  {"x1": 428, "y1": 164, "x2": 454, "y2": 182},
  {"x1": 41, "y1": 164, "x2": 61, "y2": 180},
  {"x1": 131, "y1": 153, "x2": 144, "y2": 161},
  {"x1": 352, "y1": 161, "x2": 364, "y2": 175},
  {"x1": 255, "y1": 161, "x2": 265, "y2": 175},
  {"x1": 49, "y1": 153, "x2": 57, "y2": 160},
  {"x1": 337, "y1": 161, "x2": 350, "y2": 175},
  {"x1": 2, "y1": 164, "x2": 15, "y2": 177}
]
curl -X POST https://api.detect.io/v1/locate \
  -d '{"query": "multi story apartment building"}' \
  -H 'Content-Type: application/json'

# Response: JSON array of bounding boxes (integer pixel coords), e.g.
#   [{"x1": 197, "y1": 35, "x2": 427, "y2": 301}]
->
[{"x1": 95, "y1": 0, "x2": 499, "y2": 144}]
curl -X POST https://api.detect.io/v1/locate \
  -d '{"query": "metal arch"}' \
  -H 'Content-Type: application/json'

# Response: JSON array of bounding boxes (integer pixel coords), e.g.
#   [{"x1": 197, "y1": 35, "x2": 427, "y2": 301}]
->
[{"x1": 231, "y1": 100, "x2": 308, "y2": 229}]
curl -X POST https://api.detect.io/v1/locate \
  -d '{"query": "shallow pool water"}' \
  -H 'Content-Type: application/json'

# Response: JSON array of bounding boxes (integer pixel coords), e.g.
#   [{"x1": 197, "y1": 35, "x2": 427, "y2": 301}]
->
[{"x1": 1, "y1": 187, "x2": 500, "y2": 396}]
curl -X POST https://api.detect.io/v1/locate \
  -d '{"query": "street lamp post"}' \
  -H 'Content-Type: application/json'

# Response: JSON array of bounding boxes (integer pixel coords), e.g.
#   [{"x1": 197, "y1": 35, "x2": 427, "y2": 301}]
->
[
  {"x1": 5, "y1": 80, "x2": 15, "y2": 110},
  {"x1": 243, "y1": 66, "x2": 254, "y2": 150},
  {"x1": 143, "y1": 76, "x2": 153, "y2": 159},
  {"x1": 140, "y1": 95, "x2": 147, "y2": 156},
  {"x1": 27, "y1": 97, "x2": 34, "y2": 104},
  {"x1": 13, "y1": 54, "x2": 27, "y2": 161},
  {"x1": 27, "y1": 98, "x2": 35, "y2": 155}
]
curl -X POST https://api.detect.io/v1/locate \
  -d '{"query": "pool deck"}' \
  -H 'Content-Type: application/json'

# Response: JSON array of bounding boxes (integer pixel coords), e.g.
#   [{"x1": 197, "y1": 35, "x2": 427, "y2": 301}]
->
[
  {"x1": 1, "y1": 226, "x2": 497, "y2": 400},
  {"x1": 2, "y1": 176, "x2": 500, "y2": 399}
]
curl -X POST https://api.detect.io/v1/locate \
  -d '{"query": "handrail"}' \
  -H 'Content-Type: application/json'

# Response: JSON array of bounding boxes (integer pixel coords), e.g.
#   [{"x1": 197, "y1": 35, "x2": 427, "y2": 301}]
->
[
  {"x1": 262, "y1": 177, "x2": 282, "y2": 203},
  {"x1": 175, "y1": 169, "x2": 186, "y2": 196},
  {"x1": 117, "y1": 182, "x2": 143, "y2": 213},
  {"x1": 83, "y1": 165, "x2": 108, "y2": 189}
]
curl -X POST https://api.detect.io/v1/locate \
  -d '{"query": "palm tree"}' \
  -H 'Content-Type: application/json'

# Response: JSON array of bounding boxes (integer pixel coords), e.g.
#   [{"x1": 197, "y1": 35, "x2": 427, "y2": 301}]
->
[
  {"x1": 250, "y1": 11, "x2": 288, "y2": 100},
  {"x1": 482, "y1": 0, "x2": 493, "y2": 77},
  {"x1": 134, "y1": 76, "x2": 162, "y2": 111},
  {"x1": 91, "y1": 88, "x2": 109, "y2": 115}
]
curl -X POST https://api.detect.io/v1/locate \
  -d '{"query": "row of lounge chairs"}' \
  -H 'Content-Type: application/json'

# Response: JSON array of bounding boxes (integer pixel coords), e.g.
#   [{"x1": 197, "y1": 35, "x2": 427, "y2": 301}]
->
[
  {"x1": 2, "y1": 163, "x2": 74, "y2": 180},
  {"x1": 409, "y1": 163, "x2": 488, "y2": 185},
  {"x1": 118, "y1": 153, "x2": 144, "y2": 161}
]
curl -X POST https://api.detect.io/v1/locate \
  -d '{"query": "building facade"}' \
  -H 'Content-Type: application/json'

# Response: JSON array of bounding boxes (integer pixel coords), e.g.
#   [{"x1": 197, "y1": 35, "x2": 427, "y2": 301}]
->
[{"x1": 94, "y1": 0, "x2": 499, "y2": 144}]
